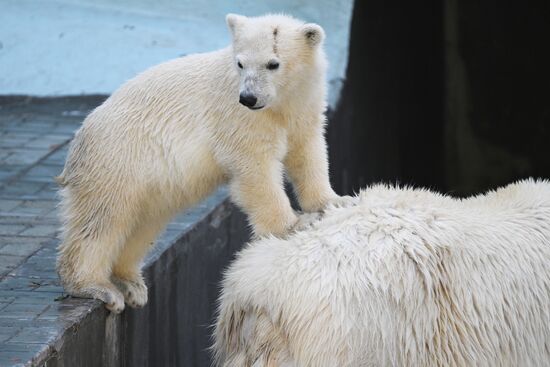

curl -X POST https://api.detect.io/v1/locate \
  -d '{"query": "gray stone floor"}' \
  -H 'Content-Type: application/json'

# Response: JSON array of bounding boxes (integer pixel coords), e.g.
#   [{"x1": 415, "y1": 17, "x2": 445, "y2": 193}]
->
[
  {"x1": 0, "y1": 98, "x2": 89, "y2": 277},
  {"x1": 0, "y1": 97, "x2": 101, "y2": 365}
]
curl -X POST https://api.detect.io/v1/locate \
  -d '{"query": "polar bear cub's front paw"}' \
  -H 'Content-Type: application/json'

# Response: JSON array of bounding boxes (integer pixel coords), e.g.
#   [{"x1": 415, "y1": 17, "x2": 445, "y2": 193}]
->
[
  {"x1": 289, "y1": 196, "x2": 358, "y2": 235},
  {"x1": 292, "y1": 212, "x2": 324, "y2": 233},
  {"x1": 73, "y1": 282, "x2": 126, "y2": 314}
]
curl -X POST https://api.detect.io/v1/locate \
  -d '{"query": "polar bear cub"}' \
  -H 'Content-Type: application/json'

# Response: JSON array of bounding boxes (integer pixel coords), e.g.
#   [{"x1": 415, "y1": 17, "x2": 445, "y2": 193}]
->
[{"x1": 56, "y1": 14, "x2": 342, "y2": 313}]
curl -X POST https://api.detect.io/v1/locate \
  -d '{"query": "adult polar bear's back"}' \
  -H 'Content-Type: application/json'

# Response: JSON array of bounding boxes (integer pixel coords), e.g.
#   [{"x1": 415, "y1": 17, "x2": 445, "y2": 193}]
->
[{"x1": 214, "y1": 180, "x2": 550, "y2": 366}]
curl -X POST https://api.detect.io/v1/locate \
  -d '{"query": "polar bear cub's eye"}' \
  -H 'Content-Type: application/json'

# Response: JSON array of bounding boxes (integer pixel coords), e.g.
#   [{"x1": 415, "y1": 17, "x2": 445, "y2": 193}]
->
[
  {"x1": 237, "y1": 61, "x2": 243, "y2": 69},
  {"x1": 267, "y1": 61, "x2": 280, "y2": 70}
]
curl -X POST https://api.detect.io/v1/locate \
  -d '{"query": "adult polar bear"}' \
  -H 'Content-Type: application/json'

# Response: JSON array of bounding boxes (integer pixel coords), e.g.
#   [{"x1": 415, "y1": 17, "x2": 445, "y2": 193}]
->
[
  {"x1": 57, "y1": 14, "x2": 343, "y2": 313},
  {"x1": 214, "y1": 180, "x2": 550, "y2": 367}
]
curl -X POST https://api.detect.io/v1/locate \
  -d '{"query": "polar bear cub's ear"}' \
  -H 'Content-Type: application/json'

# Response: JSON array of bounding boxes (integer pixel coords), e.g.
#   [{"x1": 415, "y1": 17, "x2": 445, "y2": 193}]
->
[
  {"x1": 226, "y1": 13, "x2": 247, "y2": 36},
  {"x1": 301, "y1": 23, "x2": 325, "y2": 47}
]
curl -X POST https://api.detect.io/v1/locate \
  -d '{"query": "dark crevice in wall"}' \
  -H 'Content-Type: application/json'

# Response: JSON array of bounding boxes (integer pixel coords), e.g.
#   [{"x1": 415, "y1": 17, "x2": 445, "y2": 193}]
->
[
  {"x1": 328, "y1": 0, "x2": 446, "y2": 195},
  {"x1": 329, "y1": 0, "x2": 550, "y2": 197}
]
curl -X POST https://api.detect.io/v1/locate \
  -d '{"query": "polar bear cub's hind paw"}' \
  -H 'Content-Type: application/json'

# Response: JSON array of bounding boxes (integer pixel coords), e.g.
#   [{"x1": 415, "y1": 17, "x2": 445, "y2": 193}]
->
[
  {"x1": 112, "y1": 276, "x2": 148, "y2": 309},
  {"x1": 70, "y1": 282, "x2": 126, "y2": 314}
]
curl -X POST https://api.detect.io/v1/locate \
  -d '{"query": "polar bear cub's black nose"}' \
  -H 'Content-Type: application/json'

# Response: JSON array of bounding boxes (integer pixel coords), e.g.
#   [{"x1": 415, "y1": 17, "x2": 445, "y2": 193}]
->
[{"x1": 239, "y1": 93, "x2": 257, "y2": 108}]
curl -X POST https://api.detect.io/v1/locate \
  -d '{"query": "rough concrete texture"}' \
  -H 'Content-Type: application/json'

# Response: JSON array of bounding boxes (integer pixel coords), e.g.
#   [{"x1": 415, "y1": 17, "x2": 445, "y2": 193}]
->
[
  {"x1": 0, "y1": 0, "x2": 353, "y2": 107},
  {"x1": 0, "y1": 97, "x2": 250, "y2": 366}
]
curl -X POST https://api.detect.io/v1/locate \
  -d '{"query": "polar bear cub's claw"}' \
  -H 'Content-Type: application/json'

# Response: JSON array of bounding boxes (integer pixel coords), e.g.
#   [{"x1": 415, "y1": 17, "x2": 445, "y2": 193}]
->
[
  {"x1": 326, "y1": 195, "x2": 359, "y2": 209},
  {"x1": 292, "y1": 212, "x2": 323, "y2": 232},
  {"x1": 104, "y1": 293, "x2": 125, "y2": 314},
  {"x1": 291, "y1": 196, "x2": 359, "y2": 234},
  {"x1": 124, "y1": 281, "x2": 148, "y2": 308}
]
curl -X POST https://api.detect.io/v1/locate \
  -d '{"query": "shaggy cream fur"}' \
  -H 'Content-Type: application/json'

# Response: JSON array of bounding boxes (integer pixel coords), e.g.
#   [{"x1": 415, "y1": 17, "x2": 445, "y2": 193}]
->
[
  {"x1": 214, "y1": 179, "x2": 550, "y2": 366},
  {"x1": 57, "y1": 14, "x2": 341, "y2": 313}
]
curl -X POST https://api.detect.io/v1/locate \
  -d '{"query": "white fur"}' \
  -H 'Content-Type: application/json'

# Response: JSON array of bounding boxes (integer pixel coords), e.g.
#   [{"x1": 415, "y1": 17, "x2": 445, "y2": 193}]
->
[
  {"x1": 57, "y1": 14, "x2": 340, "y2": 313},
  {"x1": 214, "y1": 179, "x2": 550, "y2": 366}
]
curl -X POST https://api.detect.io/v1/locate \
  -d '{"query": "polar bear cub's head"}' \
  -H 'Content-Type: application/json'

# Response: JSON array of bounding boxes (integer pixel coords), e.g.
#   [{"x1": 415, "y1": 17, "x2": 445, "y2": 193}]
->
[{"x1": 226, "y1": 13, "x2": 327, "y2": 111}]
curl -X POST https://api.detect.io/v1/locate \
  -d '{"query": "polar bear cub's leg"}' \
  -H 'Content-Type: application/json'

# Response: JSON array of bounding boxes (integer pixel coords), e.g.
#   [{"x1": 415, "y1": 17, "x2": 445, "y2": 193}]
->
[
  {"x1": 57, "y1": 186, "x2": 142, "y2": 313},
  {"x1": 229, "y1": 160, "x2": 299, "y2": 238},
  {"x1": 57, "y1": 233, "x2": 126, "y2": 313},
  {"x1": 110, "y1": 218, "x2": 167, "y2": 308}
]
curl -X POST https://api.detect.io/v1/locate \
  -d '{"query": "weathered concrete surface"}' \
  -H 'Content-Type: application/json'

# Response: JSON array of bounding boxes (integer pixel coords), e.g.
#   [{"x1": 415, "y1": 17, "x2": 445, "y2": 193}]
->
[
  {"x1": 0, "y1": 0, "x2": 353, "y2": 107},
  {"x1": 0, "y1": 97, "x2": 250, "y2": 366}
]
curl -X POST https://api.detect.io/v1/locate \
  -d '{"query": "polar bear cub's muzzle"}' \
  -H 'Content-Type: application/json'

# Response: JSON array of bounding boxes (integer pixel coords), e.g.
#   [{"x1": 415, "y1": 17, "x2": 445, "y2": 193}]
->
[{"x1": 237, "y1": 69, "x2": 275, "y2": 110}]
